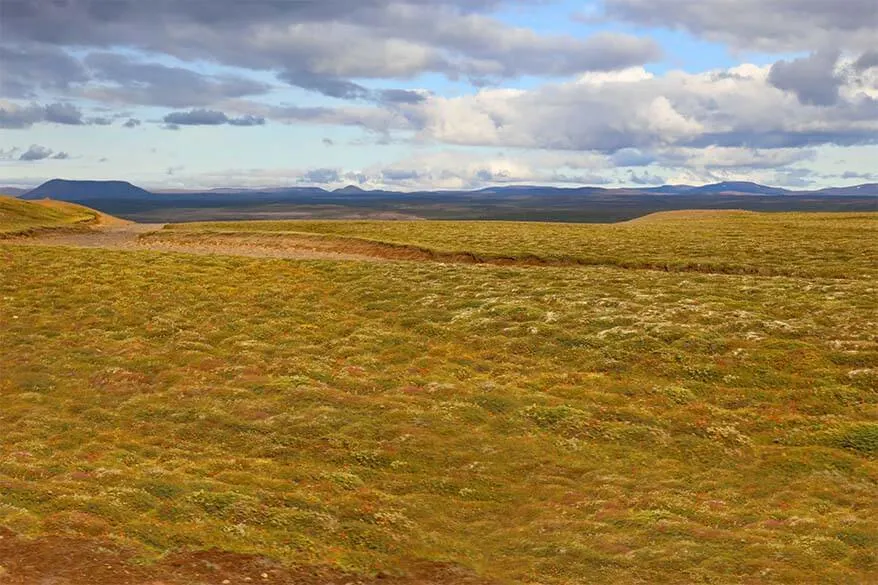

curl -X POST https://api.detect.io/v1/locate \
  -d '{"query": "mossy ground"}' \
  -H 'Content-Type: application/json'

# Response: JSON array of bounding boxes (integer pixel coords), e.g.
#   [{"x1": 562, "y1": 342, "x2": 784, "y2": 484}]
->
[
  {"x1": 158, "y1": 211, "x2": 878, "y2": 278},
  {"x1": 1, "y1": 212, "x2": 876, "y2": 583}
]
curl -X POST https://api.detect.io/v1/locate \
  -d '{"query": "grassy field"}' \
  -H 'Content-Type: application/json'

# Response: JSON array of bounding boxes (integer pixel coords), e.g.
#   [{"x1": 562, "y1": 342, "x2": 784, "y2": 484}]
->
[
  {"x1": 155, "y1": 211, "x2": 878, "y2": 278},
  {"x1": 0, "y1": 196, "x2": 112, "y2": 237},
  {"x1": 1, "y1": 211, "x2": 877, "y2": 583}
]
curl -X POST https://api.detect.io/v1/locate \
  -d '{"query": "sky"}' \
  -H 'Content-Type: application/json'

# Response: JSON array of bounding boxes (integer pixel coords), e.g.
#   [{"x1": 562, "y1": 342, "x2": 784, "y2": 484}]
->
[{"x1": 1, "y1": 0, "x2": 877, "y2": 191}]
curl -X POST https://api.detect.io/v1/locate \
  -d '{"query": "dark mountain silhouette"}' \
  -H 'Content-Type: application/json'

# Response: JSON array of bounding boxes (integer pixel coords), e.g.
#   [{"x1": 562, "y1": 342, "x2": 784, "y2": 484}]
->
[
  {"x1": 333, "y1": 185, "x2": 369, "y2": 194},
  {"x1": 20, "y1": 178, "x2": 878, "y2": 201},
  {"x1": 635, "y1": 185, "x2": 697, "y2": 194},
  {"x1": 12, "y1": 178, "x2": 876, "y2": 223},
  {"x1": 689, "y1": 182, "x2": 791, "y2": 195},
  {"x1": 814, "y1": 184, "x2": 878, "y2": 196},
  {"x1": 22, "y1": 179, "x2": 153, "y2": 201}
]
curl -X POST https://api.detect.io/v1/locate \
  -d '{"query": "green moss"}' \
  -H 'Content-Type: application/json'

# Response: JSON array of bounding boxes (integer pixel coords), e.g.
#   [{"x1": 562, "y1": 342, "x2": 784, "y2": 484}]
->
[{"x1": 834, "y1": 424, "x2": 878, "y2": 455}]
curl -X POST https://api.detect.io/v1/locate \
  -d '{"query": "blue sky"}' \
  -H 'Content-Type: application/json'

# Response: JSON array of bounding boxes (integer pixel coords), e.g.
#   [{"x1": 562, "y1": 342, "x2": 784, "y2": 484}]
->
[{"x1": 1, "y1": 0, "x2": 877, "y2": 190}]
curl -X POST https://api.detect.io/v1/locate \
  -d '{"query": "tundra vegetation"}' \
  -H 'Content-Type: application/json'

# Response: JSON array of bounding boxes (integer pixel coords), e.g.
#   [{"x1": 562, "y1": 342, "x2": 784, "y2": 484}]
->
[
  {"x1": 0, "y1": 196, "x2": 108, "y2": 237},
  {"x1": 152, "y1": 211, "x2": 877, "y2": 278},
  {"x1": 1, "y1": 206, "x2": 876, "y2": 584}
]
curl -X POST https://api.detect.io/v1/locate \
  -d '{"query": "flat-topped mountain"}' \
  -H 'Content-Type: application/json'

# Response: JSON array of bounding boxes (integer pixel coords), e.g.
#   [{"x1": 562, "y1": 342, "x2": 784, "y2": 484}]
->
[
  {"x1": 22, "y1": 179, "x2": 154, "y2": 201},
  {"x1": 691, "y1": 182, "x2": 791, "y2": 195}
]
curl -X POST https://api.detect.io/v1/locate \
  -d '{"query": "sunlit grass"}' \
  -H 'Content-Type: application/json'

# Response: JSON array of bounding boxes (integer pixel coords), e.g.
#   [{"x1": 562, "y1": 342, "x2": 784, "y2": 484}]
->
[
  {"x1": 2, "y1": 227, "x2": 876, "y2": 583},
  {"x1": 157, "y1": 211, "x2": 878, "y2": 278},
  {"x1": 0, "y1": 196, "x2": 101, "y2": 237}
]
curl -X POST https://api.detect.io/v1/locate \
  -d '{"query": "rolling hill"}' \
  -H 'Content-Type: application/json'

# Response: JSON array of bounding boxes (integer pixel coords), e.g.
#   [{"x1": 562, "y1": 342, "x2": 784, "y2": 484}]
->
[{"x1": 0, "y1": 196, "x2": 121, "y2": 236}]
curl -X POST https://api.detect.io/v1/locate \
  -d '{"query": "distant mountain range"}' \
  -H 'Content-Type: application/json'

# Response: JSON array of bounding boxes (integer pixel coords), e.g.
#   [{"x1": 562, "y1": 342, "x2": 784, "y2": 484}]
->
[
  {"x1": 0, "y1": 186, "x2": 29, "y2": 197},
  {"x1": 10, "y1": 178, "x2": 876, "y2": 223},
  {"x1": 16, "y1": 178, "x2": 878, "y2": 200},
  {"x1": 471, "y1": 181, "x2": 878, "y2": 197}
]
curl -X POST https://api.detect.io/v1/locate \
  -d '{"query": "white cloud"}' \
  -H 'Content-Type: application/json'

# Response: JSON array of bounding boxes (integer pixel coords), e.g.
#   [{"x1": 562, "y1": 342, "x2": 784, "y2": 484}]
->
[
  {"x1": 393, "y1": 61, "x2": 878, "y2": 152},
  {"x1": 603, "y1": 0, "x2": 878, "y2": 53}
]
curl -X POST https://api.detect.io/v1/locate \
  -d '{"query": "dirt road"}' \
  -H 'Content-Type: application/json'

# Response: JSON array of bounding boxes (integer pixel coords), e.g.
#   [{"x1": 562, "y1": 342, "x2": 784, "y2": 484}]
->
[{"x1": 7, "y1": 223, "x2": 387, "y2": 262}]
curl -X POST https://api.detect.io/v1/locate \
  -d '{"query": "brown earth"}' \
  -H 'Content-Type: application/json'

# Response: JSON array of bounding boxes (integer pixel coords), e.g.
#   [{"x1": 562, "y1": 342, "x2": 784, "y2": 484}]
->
[
  {"x1": 5, "y1": 224, "x2": 389, "y2": 262},
  {"x1": 4, "y1": 222, "x2": 816, "y2": 276},
  {"x1": 6, "y1": 224, "x2": 519, "y2": 265},
  {"x1": 0, "y1": 527, "x2": 494, "y2": 585}
]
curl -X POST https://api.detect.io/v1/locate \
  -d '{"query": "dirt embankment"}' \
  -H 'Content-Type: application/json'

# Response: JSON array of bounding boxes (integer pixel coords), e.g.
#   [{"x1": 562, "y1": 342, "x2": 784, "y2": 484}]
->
[
  {"x1": 4, "y1": 221, "x2": 844, "y2": 277},
  {"x1": 5, "y1": 224, "x2": 390, "y2": 262},
  {"x1": 0, "y1": 527, "x2": 493, "y2": 585}
]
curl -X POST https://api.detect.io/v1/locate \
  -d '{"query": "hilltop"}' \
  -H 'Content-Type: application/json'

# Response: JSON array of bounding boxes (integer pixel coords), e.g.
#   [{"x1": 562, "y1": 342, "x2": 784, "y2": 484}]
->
[{"x1": 0, "y1": 195, "x2": 125, "y2": 237}]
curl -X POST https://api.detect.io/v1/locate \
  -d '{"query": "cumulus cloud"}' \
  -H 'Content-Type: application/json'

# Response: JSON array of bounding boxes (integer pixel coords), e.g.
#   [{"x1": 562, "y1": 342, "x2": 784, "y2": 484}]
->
[
  {"x1": 227, "y1": 115, "x2": 266, "y2": 127},
  {"x1": 353, "y1": 150, "x2": 613, "y2": 190},
  {"x1": 17, "y1": 144, "x2": 69, "y2": 161},
  {"x1": 0, "y1": 44, "x2": 87, "y2": 98},
  {"x1": 650, "y1": 147, "x2": 819, "y2": 185},
  {"x1": 772, "y1": 168, "x2": 816, "y2": 188},
  {"x1": 279, "y1": 70, "x2": 372, "y2": 101},
  {"x1": 44, "y1": 102, "x2": 84, "y2": 124},
  {"x1": 82, "y1": 53, "x2": 273, "y2": 108},
  {"x1": 854, "y1": 51, "x2": 878, "y2": 72},
  {"x1": 611, "y1": 148, "x2": 655, "y2": 167},
  {"x1": 840, "y1": 171, "x2": 877, "y2": 180},
  {"x1": 161, "y1": 109, "x2": 266, "y2": 127},
  {"x1": 0, "y1": 0, "x2": 661, "y2": 99},
  {"x1": 626, "y1": 170, "x2": 665, "y2": 185},
  {"x1": 224, "y1": 100, "x2": 412, "y2": 134},
  {"x1": 0, "y1": 147, "x2": 21, "y2": 159},
  {"x1": 163, "y1": 109, "x2": 228, "y2": 126},
  {"x1": 185, "y1": 148, "x2": 614, "y2": 191},
  {"x1": 2, "y1": 0, "x2": 876, "y2": 188},
  {"x1": 768, "y1": 51, "x2": 843, "y2": 106},
  {"x1": 127, "y1": 54, "x2": 878, "y2": 178},
  {"x1": 300, "y1": 168, "x2": 341, "y2": 184},
  {"x1": 0, "y1": 101, "x2": 85, "y2": 128},
  {"x1": 382, "y1": 169, "x2": 421, "y2": 181},
  {"x1": 602, "y1": 0, "x2": 878, "y2": 52},
  {"x1": 0, "y1": 44, "x2": 273, "y2": 109},
  {"x1": 394, "y1": 63, "x2": 878, "y2": 152},
  {"x1": 276, "y1": 68, "x2": 434, "y2": 106}
]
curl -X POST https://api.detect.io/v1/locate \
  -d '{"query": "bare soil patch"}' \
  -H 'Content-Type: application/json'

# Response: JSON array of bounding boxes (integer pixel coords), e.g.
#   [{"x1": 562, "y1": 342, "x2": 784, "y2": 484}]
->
[
  {"x1": 0, "y1": 528, "x2": 492, "y2": 585},
  {"x1": 8, "y1": 224, "x2": 388, "y2": 262}
]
